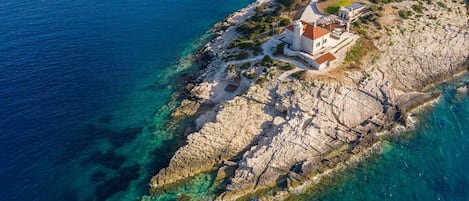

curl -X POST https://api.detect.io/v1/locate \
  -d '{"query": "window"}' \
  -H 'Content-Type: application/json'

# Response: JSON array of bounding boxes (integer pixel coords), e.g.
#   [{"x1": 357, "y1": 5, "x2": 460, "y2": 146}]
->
[
  {"x1": 316, "y1": 42, "x2": 320, "y2": 47},
  {"x1": 323, "y1": 38, "x2": 327, "y2": 44}
]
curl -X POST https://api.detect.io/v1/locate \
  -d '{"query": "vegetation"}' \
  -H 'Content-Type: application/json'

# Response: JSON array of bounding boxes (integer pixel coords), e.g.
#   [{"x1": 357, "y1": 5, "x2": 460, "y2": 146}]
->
[
  {"x1": 229, "y1": 3, "x2": 292, "y2": 61},
  {"x1": 344, "y1": 39, "x2": 376, "y2": 65},
  {"x1": 261, "y1": 55, "x2": 276, "y2": 67},
  {"x1": 242, "y1": 72, "x2": 256, "y2": 79},
  {"x1": 279, "y1": 63, "x2": 295, "y2": 71},
  {"x1": 227, "y1": 64, "x2": 236, "y2": 73},
  {"x1": 325, "y1": 0, "x2": 353, "y2": 14},
  {"x1": 256, "y1": 76, "x2": 268, "y2": 85},
  {"x1": 236, "y1": 4, "x2": 290, "y2": 41},
  {"x1": 370, "y1": 0, "x2": 403, "y2": 4},
  {"x1": 437, "y1": 1, "x2": 448, "y2": 8},
  {"x1": 277, "y1": 0, "x2": 302, "y2": 10},
  {"x1": 292, "y1": 70, "x2": 307, "y2": 80},
  {"x1": 279, "y1": 17, "x2": 291, "y2": 26},
  {"x1": 398, "y1": 9, "x2": 413, "y2": 19},
  {"x1": 358, "y1": 12, "x2": 382, "y2": 29},
  {"x1": 411, "y1": 4, "x2": 424, "y2": 13},
  {"x1": 227, "y1": 38, "x2": 262, "y2": 56}
]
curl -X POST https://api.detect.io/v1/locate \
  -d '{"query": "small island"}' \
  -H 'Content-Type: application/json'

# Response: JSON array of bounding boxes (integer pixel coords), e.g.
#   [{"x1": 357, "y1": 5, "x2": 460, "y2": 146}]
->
[{"x1": 146, "y1": 0, "x2": 469, "y2": 200}]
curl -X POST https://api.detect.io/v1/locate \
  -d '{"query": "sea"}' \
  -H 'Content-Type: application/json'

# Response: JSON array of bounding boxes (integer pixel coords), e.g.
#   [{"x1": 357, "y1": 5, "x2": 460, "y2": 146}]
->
[{"x1": 0, "y1": 0, "x2": 468, "y2": 201}]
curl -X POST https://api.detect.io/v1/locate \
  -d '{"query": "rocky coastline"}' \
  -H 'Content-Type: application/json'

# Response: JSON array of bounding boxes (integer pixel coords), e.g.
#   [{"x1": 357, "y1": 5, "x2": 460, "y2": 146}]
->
[{"x1": 149, "y1": 0, "x2": 469, "y2": 200}]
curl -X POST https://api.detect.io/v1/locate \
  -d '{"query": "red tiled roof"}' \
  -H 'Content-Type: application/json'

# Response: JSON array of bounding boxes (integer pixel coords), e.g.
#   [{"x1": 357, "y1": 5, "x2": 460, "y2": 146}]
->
[
  {"x1": 315, "y1": 52, "x2": 336, "y2": 64},
  {"x1": 286, "y1": 21, "x2": 330, "y2": 40}
]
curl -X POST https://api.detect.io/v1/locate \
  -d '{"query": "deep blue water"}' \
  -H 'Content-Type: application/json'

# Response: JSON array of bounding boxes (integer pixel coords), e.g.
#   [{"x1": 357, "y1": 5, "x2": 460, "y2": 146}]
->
[{"x1": 0, "y1": 0, "x2": 252, "y2": 201}]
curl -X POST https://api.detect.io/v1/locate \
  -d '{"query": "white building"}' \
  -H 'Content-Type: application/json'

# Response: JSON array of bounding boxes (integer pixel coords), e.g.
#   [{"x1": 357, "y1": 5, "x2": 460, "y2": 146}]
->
[
  {"x1": 284, "y1": 20, "x2": 331, "y2": 55},
  {"x1": 338, "y1": 3, "x2": 366, "y2": 21},
  {"x1": 282, "y1": 20, "x2": 337, "y2": 70}
]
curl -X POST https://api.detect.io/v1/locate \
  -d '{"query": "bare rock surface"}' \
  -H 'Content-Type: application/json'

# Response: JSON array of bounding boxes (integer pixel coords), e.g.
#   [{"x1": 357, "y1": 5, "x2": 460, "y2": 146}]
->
[{"x1": 151, "y1": 86, "x2": 276, "y2": 188}]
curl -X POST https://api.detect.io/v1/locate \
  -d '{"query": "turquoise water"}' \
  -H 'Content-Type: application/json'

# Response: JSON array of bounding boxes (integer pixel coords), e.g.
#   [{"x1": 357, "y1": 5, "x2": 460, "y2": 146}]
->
[
  {"x1": 148, "y1": 76, "x2": 469, "y2": 201},
  {"x1": 295, "y1": 76, "x2": 469, "y2": 201}
]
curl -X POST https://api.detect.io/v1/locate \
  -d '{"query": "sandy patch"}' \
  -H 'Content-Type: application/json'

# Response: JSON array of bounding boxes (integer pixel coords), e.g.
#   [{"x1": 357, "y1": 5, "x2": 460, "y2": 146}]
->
[{"x1": 379, "y1": 4, "x2": 399, "y2": 27}]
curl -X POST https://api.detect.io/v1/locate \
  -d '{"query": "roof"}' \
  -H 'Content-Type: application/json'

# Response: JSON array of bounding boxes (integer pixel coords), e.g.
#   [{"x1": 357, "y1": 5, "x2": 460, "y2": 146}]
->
[
  {"x1": 346, "y1": 3, "x2": 365, "y2": 10},
  {"x1": 315, "y1": 52, "x2": 336, "y2": 64},
  {"x1": 286, "y1": 21, "x2": 330, "y2": 40}
]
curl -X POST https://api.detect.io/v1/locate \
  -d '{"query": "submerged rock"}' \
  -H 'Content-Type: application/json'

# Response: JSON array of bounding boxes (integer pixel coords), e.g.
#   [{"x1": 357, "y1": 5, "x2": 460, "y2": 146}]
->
[
  {"x1": 171, "y1": 100, "x2": 201, "y2": 120},
  {"x1": 456, "y1": 82, "x2": 469, "y2": 95}
]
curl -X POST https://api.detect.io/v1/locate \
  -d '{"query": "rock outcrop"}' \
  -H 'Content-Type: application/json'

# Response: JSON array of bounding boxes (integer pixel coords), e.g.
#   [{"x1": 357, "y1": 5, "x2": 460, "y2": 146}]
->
[{"x1": 150, "y1": 0, "x2": 469, "y2": 200}]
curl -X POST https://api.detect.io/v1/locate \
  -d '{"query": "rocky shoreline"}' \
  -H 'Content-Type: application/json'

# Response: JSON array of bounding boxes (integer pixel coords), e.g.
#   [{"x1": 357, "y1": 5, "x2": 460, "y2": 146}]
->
[{"x1": 148, "y1": 0, "x2": 469, "y2": 200}]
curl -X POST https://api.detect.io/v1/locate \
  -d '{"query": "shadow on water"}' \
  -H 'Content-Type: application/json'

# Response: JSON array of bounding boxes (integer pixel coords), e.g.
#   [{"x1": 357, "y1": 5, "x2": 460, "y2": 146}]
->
[
  {"x1": 95, "y1": 164, "x2": 141, "y2": 201},
  {"x1": 81, "y1": 150, "x2": 126, "y2": 170},
  {"x1": 54, "y1": 125, "x2": 142, "y2": 165}
]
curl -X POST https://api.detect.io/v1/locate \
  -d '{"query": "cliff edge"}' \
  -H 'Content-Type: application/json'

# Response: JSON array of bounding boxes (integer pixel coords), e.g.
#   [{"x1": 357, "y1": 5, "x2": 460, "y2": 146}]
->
[{"x1": 149, "y1": 0, "x2": 468, "y2": 200}]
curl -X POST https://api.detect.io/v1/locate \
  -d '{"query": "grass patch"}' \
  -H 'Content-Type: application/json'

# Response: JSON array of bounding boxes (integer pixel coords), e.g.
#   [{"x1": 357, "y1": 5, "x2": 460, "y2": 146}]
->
[
  {"x1": 325, "y1": 0, "x2": 353, "y2": 14},
  {"x1": 344, "y1": 39, "x2": 376, "y2": 65}
]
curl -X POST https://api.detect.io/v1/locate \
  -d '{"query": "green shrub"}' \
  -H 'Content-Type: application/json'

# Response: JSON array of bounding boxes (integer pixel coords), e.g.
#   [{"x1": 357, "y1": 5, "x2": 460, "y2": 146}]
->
[
  {"x1": 279, "y1": 63, "x2": 295, "y2": 70},
  {"x1": 279, "y1": 18, "x2": 291, "y2": 26},
  {"x1": 357, "y1": 29, "x2": 367, "y2": 36},
  {"x1": 263, "y1": 55, "x2": 273, "y2": 63},
  {"x1": 242, "y1": 72, "x2": 256, "y2": 79},
  {"x1": 256, "y1": 76, "x2": 268, "y2": 84},
  {"x1": 437, "y1": 1, "x2": 447, "y2": 8},
  {"x1": 411, "y1": 4, "x2": 424, "y2": 13},
  {"x1": 398, "y1": 9, "x2": 412, "y2": 19}
]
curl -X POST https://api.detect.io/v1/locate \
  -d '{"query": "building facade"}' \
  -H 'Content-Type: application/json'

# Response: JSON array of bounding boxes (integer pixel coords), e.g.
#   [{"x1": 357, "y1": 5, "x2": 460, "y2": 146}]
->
[
  {"x1": 338, "y1": 3, "x2": 366, "y2": 21},
  {"x1": 284, "y1": 20, "x2": 331, "y2": 55}
]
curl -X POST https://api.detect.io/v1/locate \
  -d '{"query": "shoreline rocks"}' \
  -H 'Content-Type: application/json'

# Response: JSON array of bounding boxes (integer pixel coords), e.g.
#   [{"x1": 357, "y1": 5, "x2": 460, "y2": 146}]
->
[{"x1": 149, "y1": 0, "x2": 469, "y2": 200}]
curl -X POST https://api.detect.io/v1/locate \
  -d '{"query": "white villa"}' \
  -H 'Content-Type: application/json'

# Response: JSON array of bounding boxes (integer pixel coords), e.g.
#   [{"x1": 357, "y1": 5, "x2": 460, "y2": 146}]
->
[
  {"x1": 284, "y1": 20, "x2": 330, "y2": 54},
  {"x1": 283, "y1": 20, "x2": 337, "y2": 69},
  {"x1": 279, "y1": 2, "x2": 362, "y2": 70},
  {"x1": 338, "y1": 3, "x2": 366, "y2": 21}
]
